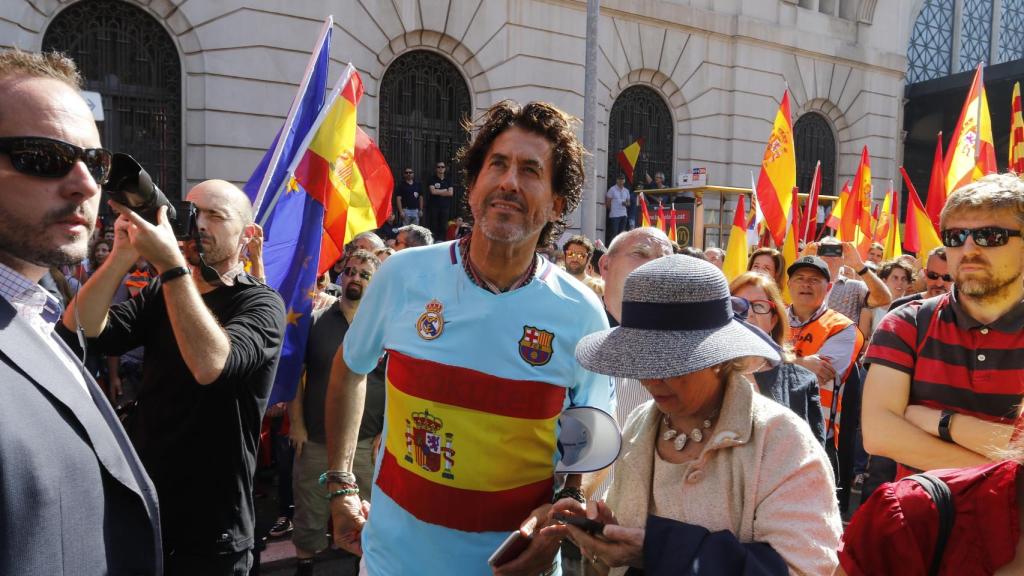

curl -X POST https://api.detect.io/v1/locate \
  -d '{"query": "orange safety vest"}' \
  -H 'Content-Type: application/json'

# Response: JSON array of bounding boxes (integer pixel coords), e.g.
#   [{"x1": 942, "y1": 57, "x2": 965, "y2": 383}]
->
[{"x1": 790, "y1": 309, "x2": 865, "y2": 447}]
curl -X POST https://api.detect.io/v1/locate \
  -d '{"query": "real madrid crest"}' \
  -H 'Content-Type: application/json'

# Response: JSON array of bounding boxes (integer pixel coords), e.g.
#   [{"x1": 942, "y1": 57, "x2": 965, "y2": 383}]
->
[{"x1": 417, "y1": 299, "x2": 445, "y2": 340}]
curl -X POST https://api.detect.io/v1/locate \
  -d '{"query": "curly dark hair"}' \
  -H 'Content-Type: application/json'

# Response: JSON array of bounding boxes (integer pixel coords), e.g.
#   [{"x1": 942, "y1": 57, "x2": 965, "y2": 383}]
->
[{"x1": 456, "y1": 100, "x2": 585, "y2": 247}]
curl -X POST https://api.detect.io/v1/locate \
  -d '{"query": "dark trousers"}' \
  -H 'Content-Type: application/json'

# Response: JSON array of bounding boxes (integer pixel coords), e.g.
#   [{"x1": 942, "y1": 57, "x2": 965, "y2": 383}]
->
[
  {"x1": 270, "y1": 415, "x2": 294, "y2": 518},
  {"x1": 427, "y1": 206, "x2": 451, "y2": 243},
  {"x1": 606, "y1": 216, "x2": 627, "y2": 245},
  {"x1": 166, "y1": 548, "x2": 252, "y2": 576}
]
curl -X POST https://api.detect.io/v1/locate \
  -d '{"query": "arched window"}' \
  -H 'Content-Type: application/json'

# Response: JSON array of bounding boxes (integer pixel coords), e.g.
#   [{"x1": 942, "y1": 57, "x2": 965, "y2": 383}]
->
[
  {"x1": 379, "y1": 50, "x2": 471, "y2": 209},
  {"x1": 1000, "y1": 0, "x2": 1024, "y2": 62},
  {"x1": 606, "y1": 86, "x2": 673, "y2": 190},
  {"x1": 907, "y1": 0, "x2": 955, "y2": 84},
  {"x1": 959, "y1": 0, "x2": 993, "y2": 72},
  {"x1": 43, "y1": 0, "x2": 182, "y2": 198},
  {"x1": 794, "y1": 112, "x2": 836, "y2": 198}
]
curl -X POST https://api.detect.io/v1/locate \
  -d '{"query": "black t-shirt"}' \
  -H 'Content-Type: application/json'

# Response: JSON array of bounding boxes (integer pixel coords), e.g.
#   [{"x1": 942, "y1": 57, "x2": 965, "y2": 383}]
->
[
  {"x1": 426, "y1": 175, "x2": 453, "y2": 212},
  {"x1": 304, "y1": 304, "x2": 385, "y2": 443},
  {"x1": 67, "y1": 273, "x2": 286, "y2": 554},
  {"x1": 396, "y1": 179, "x2": 420, "y2": 210}
]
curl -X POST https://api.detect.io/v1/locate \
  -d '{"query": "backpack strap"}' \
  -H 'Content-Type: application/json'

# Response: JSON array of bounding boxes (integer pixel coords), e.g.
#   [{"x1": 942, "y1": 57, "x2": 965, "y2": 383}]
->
[{"x1": 905, "y1": 473, "x2": 955, "y2": 576}]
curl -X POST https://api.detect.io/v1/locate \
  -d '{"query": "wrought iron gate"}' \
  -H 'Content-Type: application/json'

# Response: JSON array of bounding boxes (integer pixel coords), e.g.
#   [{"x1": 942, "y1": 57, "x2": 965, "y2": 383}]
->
[
  {"x1": 607, "y1": 86, "x2": 674, "y2": 188},
  {"x1": 43, "y1": 0, "x2": 182, "y2": 199}
]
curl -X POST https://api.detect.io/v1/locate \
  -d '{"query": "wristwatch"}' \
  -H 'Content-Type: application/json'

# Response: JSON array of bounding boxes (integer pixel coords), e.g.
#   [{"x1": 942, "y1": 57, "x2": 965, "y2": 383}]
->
[
  {"x1": 159, "y1": 266, "x2": 190, "y2": 284},
  {"x1": 856, "y1": 265, "x2": 870, "y2": 276},
  {"x1": 938, "y1": 410, "x2": 955, "y2": 442}
]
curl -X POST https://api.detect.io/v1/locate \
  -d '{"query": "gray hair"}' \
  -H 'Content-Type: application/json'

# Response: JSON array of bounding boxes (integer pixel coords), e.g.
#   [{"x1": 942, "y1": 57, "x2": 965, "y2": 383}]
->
[
  {"x1": 396, "y1": 224, "x2": 434, "y2": 247},
  {"x1": 350, "y1": 230, "x2": 385, "y2": 250},
  {"x1": 607, "y1": 226, "x2": 672, "y2": 257}
]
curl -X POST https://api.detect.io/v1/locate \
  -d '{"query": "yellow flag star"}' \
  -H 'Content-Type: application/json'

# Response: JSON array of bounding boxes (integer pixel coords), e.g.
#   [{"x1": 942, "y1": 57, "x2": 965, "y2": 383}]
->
[
  {"x1": 286, "y1": 177, "x2": 299, "y2": 194},
  {"x1": 286, "y1": 306, "x2": 304, "y2": 326}
]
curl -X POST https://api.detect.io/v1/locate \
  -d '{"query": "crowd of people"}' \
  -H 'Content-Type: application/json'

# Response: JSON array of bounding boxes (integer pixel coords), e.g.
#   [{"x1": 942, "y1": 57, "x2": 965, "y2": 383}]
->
[{"x1": 4, "y1": 47, "x2": 1024, "y2": 576}]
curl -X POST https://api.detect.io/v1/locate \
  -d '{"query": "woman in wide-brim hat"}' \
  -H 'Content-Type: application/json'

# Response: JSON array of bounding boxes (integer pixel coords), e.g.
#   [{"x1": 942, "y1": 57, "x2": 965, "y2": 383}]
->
[{"x1": 548, "y1": 255, "x2": 842, "y2": 575}]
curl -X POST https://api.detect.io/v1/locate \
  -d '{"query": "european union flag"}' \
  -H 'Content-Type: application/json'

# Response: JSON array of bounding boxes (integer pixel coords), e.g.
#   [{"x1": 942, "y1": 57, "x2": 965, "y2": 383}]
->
[{"x1": 244, "y1": 20, "x2": 332, "y2": 404}]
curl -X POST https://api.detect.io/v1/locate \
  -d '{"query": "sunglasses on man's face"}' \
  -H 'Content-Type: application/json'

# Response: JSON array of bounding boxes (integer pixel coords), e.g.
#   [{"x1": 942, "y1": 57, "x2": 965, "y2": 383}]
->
[
  {"x1": 924, "y1": 270, "x2": 953, "y2": 282},
  {"x1": 940, "y1": 226, "x2": 1022, "y2": 248},
  {"x1": 342, "y1": 267, "x2": 373, "y2": 281},
  {"x1": 0, "y1": 136, "x2": 112, "y2": 185}
]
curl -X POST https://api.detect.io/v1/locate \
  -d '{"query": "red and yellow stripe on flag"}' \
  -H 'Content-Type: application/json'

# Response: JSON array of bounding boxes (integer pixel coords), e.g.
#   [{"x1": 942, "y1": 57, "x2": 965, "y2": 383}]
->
[
  {"x1": 925, "y1": 133, "x2": 946, "y2": 229},
  {"x1": 755, "y1": 91, "x2": 797, "y2": 247},
  {"x1": 901, "y1": 166, "x2": 943, "y2": 257},
  {"x1": 376, "y1": 351, "x2": 564, "y2": 532},
  {"x1": 883, "y1": 187, "x2": 902, "y2": 260},
  {"x1": 638, "y1": 192, "x2": 652, "y2": 227},
  {"x1": 657, "y1": 204, "x2": 667, "y2": 234},
  {"x1": 1011, "y1": 82, "x2": 1024, "y2": 174},
  {"x1": 841, "y1": 147, "x2": 871, "y2": 244},
  {"x1": 722, "y1": 194, "x2": 748, "y2": 281},
  {"x1": 668, "y1": 208, "x2": 678, "y2": 243},
  {"x1": 825, "y1": 181, "x2": 850, "y2": 232},
  {"x1": 781, "y1": 186, "x2": 800, "y2": 304},
  {"x1": 616, "y1": 138, "x2": 644, "y2": 184},
  {"x1": 944, "y1": 64, "x2": 997, "y2": 196},
  {"x1": 295, "y1": 64, "x2": 393, "y2": 275},
  {"x1": 874, "y1": 187, "x2": 893, "y2": 244}
]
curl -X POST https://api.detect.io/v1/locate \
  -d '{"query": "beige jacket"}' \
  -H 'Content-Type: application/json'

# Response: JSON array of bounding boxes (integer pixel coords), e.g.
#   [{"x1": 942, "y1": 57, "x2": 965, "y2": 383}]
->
[{"x1": 605, "y1": 375, "x2": 842, "y2": 576}]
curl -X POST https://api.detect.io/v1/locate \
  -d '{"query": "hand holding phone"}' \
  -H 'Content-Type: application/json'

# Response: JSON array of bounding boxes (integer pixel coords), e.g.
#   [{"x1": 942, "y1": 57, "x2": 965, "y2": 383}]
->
[
  {"x1": 818, "y1": 243, "x2": 843, "y2": 257},
  {"x1": 488, "y1": 530, "x2": 532, "y2": 567},
  {"x1": 553, "y1": 513, "x2": 605, "y2": 535}
]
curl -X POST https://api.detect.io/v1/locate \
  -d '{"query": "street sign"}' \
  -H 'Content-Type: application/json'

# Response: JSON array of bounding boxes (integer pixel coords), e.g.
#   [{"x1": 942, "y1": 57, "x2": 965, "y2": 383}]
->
[{"x1": 81, "y1": 90, "x2": 104, "y2": 122}]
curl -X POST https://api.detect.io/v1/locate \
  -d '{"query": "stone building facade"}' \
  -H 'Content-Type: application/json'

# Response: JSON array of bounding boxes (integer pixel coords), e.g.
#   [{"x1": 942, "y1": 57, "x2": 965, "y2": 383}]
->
[{"x1": 1, "y1": 0, "x2": 925, "y2": 244}]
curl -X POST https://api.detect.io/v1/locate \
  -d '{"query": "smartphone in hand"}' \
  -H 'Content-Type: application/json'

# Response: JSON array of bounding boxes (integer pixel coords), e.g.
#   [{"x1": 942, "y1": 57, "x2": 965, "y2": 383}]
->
[
  {"x1": 488, "y1": 531, "x2": 531, "y2": 567},
  {"x1": 553, "y1": 513, "x2": 605, "y2": 535}
]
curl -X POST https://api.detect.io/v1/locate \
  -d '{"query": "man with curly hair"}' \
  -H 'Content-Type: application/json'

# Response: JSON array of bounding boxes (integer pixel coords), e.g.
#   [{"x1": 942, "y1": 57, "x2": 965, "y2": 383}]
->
[{"x1": 324, "y1": 100, "x2": 613, "y2": 575}]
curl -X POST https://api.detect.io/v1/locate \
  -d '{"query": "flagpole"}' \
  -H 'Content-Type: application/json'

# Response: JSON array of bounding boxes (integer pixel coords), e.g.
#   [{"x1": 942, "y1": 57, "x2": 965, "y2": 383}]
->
[
  {"x1": 975, "y1": 63, "x2": 984, "y2": 161},
  {"x1": 252, "y1": 16, "x2": 333, "y2": 216},
  {"x1": 258, "y1": 63, "x2": 356, "y2": 228}
]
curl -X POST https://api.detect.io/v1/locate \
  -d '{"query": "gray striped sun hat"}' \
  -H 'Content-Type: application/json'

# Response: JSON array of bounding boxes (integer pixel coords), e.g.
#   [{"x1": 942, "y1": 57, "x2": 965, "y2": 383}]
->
[{"x1": 575, "y1": 254, "x2": 780, "y2": 380}]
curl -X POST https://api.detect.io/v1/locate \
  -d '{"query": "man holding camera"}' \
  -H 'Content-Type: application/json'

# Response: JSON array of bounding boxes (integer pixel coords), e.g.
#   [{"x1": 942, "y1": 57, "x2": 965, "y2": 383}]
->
[
  {"x1": 0, "y1": 49, "x2": 161, "y2": 576},
  {"x1": 64, "y1": 178, "x2": 286, "y2": 575}
]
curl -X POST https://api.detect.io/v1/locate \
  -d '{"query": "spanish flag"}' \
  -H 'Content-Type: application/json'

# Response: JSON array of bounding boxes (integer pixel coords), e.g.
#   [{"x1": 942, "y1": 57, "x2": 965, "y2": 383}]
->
[
  {"x1": 616, "y1": 138, "x2": 644, "y2": 184},
  {"x1": 1011, "y1": 82, "x2": 1024, "y2": 173},
  {"x1": 377, "y1": 351, "x2": 564, "y2": 531},
  {"x1": 943, "y1": 64, "x2": 997, "y2": 196},
  {"x1": 801, "y1": 160, "x2": 821, "y2": 243},
  {"x1": 668, "y1": 208, "x2": 678, "y2": 243},
  {"x1": 657, "y1": 204, "x2": 667, "y2": 234},
  {"x1": 901, "y1": 166, "x2": 942, "y2": 257},
  {"x1": 294, "y1": 65, "x2": 393, "y2": 274},
  {"x1": 825, "y1": 181, "x2": 850, "y2": 232},
  {"x1": 840, "y1": 147, "x2": 871, "y2": 245},
  {"x1": 723, "y1": 195, "x2": 748, "y2": 281},
  {"x1": 638, "y1": 192, "x2": 652, "y2": 227},
  {"x1": 883, "y1": 187, "x2": 902, "y2": 260},
  {"x1": 873, "y1": 185, "x2": 893, "y2": 244},
  {"x1": 755, "y1": 91, "x2": 797, "y2": 247},
  {"x1": 925, "y1": 133, "x2": 946, "y2": 229}
]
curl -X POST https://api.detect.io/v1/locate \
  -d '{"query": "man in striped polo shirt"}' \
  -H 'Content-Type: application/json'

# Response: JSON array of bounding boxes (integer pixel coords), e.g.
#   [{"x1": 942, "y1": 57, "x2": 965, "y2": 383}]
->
[{"x1": 863, "y1": 172, "x2": 1024, "y2": 479}]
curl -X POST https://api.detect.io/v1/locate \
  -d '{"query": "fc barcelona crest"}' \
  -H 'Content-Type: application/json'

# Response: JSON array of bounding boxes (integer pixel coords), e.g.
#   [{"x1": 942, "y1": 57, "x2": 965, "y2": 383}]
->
[
  {"x1": 416, "y1": 299, "x2": 445, "y2": 340},
  {"x1": 519, "y1": 326, "x2": 555, "y2": 367}
]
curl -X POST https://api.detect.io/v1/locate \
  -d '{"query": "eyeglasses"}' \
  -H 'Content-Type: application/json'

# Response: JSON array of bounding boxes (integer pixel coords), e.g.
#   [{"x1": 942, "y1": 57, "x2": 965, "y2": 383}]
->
[
  {"x1": 0, "y1": 136, "x2": 112, "y2": 185},
  {"x1": 730, "y1": 296, "x2": 774, "y2": 320},
  {"x1": 940, "y1": 226, "x2": 1022, "y2": 248},
  {"x1": 342, "y1": 267, "x2": 373, "y2": 281},
  {"x1": 565, "y1": 251, "x2": 589, "y2": 260},
  {"x1": 924, "y1": 270, "x2": 953, "y2": 282}
]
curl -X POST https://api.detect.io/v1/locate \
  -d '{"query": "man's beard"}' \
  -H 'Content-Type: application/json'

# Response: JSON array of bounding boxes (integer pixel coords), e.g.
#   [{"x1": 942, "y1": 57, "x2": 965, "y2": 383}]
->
[
  {"x1": 344, "y1": 284, "x2": 363, "y2": 301},
  {"x1": 0, "y1": 202, "x2": 94, "y2": 268},
  {"x1": 956, "y1": 268, "x2": 1021, "y2": 301},
  {"x1": 184, "y1": 234, "x2": 233, "y2": 268},
  {"x1": 565, "y1": 260, "x2": 586, "y2": 275}
]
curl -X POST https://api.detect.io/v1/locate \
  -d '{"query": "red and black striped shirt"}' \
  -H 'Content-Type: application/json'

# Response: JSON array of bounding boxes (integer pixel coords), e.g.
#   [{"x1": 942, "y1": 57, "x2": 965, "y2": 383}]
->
[{"x1": 866, "y1": 291, "x2": 1024, "y2": 425}]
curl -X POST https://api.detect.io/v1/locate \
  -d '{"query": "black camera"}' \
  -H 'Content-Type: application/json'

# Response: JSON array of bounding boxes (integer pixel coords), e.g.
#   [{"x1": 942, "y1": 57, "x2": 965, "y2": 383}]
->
[
  {"x1": 818, "y1": 243, "x2": 844, "y2": 258},
  {"x1": 170, "y1": 200, "x2": 197, "y2": 240},
  {"x1": 103, "y1": 153, "x2": 177, "y2": 226}
]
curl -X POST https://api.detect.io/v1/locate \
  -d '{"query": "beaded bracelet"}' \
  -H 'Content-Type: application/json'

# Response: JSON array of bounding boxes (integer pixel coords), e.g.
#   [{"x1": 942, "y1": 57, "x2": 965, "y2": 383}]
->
[
  {"x1": 325, "y1": 487, "x2": 359, "y2": 500},
  {"x1": 552, "y1": 486, "x2": 585, "y2": 504}
]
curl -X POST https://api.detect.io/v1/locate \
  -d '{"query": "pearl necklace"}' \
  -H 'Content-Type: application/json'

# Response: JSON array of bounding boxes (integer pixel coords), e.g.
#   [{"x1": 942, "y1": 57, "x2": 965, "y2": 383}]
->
[{"x1": 661, "y1": 411, "x2": 718, "y2": 451}]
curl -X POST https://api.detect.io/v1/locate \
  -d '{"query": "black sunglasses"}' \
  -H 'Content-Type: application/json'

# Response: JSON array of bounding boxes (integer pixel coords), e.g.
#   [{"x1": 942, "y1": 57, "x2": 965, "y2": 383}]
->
[
  {"x1": 940, "y1": 226, "x2": 1022, "y2": 248},
  {"x1": 342, "y1": 267, "x2": 373, "y2": 281},
  {"x1": 730, "y1": 296, "x2": 773, "y2": 321},
  {"x1": 0, "y1": 136, "x2": 112, "y2": 185},
  {"x1": 925, "y1": 270, "x2": 953, "y2": 282}
]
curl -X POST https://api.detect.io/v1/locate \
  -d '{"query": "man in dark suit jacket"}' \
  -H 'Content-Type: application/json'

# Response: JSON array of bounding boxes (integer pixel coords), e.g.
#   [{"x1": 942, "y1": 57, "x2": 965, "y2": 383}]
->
[{"x1": 0, "y1": 50, "x2": 161, "y2": 574}]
